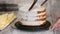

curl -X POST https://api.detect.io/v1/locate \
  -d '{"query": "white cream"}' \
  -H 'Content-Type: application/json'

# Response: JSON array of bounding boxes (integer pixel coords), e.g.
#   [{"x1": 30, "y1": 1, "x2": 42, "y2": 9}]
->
[
  {"x1": 19, "y1": 6, "x2": 46, "y2": 26},
  {"x1": 20, "y1": 20, "x2": 46, "y2": 26}
]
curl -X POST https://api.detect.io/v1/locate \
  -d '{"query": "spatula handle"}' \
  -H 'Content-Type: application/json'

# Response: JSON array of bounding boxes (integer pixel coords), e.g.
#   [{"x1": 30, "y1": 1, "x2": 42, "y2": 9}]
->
[
  {"x1": 29, "y1": 0, "x2": 38, "y2": 11},
  {"x1": 41, "y1": 0, "x2": 48, "y2": 6}
]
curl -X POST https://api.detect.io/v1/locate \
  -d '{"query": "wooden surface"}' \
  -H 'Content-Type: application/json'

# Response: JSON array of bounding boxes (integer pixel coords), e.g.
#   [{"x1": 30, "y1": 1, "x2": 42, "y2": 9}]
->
[{"x1": 0, "y1": 0, "x2": 60, "y2": 34}]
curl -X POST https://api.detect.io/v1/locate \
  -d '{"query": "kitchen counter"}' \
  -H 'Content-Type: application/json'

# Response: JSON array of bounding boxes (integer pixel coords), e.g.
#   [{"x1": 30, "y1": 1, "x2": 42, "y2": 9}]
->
[{"x1": 0, "y1": 23, "x2": 54, "y2": 34}]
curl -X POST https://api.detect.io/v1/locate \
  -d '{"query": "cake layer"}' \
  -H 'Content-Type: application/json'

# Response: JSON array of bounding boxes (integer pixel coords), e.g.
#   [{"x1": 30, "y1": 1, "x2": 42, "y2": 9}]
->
[
  {"x1": 37, "y1": 8, "x2": 46, "y2": 14},
  {"x1": 20, "y1": 16, "x2": 46, "y2": 21},
  {"x1": 20, "y1": 20, "x2": 46, "y2": 26},
  {"x1": 19, "y1": 11, "x2": 46, "y2": 17},
  {"x1": 35, "y1": 17, "x2": 46, "y2": 21}
]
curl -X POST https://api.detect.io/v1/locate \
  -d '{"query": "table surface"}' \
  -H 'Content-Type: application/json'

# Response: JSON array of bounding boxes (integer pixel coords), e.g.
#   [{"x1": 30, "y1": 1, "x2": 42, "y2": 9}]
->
[{"x1": 0, "y1": 21, "x2": 54, "y2": 34}]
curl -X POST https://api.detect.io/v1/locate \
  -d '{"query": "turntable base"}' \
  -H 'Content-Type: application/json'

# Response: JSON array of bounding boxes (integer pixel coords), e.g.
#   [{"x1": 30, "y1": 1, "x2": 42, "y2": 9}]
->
[{"x1": 15, "y1": 21, "x2": 51, "y2": 31}]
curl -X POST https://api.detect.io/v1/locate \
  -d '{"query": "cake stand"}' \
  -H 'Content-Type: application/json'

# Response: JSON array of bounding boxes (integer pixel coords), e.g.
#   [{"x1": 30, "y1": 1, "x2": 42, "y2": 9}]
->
[{"x1": 15, "y1": 21, "x2": 51, "y2": 31}]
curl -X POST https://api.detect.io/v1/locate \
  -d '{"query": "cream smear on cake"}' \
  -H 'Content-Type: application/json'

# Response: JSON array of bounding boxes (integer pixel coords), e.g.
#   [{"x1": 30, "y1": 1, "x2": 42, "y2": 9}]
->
[{"x1": 19, "y1": 6, "x2": 46, "y2": 26}]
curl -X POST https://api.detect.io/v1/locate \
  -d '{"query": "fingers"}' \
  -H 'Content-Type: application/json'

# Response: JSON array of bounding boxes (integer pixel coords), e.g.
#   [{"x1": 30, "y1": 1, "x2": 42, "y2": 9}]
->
[
  {"x1": 51, "y1": 23, "x2": 60, "y2": 30},
  {"x1": 51, "y1": 18, "x2": 60, "y2": 30},
  {"x1": 51, "y1": 25, "x2": 57, "y2": 30},
  {"x1": 52, "y1": 25, "x2": 60, "y2": 30}
]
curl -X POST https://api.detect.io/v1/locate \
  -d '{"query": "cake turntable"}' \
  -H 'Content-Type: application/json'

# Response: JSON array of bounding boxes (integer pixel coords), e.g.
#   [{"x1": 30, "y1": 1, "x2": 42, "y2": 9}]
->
[{"x1": 15, "y1": 21, "x2": 51, "y2": 31}]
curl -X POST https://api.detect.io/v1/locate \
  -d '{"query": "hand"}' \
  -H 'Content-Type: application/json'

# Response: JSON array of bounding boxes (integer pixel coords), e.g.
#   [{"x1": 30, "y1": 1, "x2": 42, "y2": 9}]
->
[{"x1": 51, "y1": 18, "x2": 60, "y2": 30}]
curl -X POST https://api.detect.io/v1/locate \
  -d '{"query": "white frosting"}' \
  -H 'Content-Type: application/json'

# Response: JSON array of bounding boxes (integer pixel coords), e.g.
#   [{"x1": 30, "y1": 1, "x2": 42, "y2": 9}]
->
[
  {"x1": 20, "y1": 21, "x2": 46, "y2": 26},
  {"x1": 19, "y1": 6, "x2": 46, "y2": 26}
]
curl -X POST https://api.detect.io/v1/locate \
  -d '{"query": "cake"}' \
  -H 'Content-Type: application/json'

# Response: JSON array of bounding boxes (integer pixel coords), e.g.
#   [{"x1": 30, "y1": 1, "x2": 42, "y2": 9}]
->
[{"x1": 19, "y1": 6, "x2": 46, "y2": 26}]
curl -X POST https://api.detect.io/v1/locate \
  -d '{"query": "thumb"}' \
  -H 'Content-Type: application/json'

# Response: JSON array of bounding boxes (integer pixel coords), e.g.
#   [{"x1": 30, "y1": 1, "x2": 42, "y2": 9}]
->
[
  {"x1": 51, "y1": 24, "x2": 57, "y2": 30},
  {"x1": 51, "y1": 26, "x2": 55, "y2": 30},
  {"x1": 51, "y1": 24, "x2": 58, "y2": 30}
]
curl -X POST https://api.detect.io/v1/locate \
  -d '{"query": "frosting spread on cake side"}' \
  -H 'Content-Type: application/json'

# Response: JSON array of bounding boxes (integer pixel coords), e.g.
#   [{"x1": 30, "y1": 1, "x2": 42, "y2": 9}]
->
[{"x1": 19, "y1": 6, "x2": 46, "y2": 26}]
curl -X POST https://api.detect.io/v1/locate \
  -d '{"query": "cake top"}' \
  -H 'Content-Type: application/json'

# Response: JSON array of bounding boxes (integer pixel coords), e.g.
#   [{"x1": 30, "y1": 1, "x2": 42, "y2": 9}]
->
[{"x1": 20, "y1": 6, "x2": 46, "y2": 12}]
